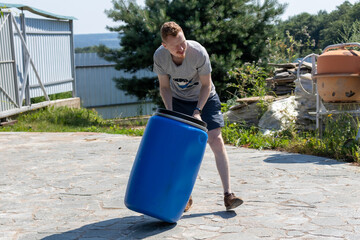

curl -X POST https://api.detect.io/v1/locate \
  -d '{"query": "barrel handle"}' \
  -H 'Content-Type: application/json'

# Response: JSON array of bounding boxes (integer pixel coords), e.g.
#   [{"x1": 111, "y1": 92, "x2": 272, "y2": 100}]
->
[
  {"x1": 323, "y1": 42, "x2": 360, "y2": 53},
  {"x1": 296, "y1": 53, "x2": 319, "y2": 95}
]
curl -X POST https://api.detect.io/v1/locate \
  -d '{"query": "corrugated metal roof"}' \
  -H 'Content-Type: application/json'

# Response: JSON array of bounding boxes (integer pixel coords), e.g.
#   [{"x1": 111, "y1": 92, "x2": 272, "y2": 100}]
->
[{"x1": 0, "y1": 2, "x2": 77, "y2": 20}]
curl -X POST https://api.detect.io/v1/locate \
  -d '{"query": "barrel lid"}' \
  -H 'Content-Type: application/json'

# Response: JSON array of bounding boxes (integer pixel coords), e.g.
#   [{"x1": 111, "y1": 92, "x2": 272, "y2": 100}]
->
[{"x1": 154, "y1": 108, "x2": 208, "y2": 132}]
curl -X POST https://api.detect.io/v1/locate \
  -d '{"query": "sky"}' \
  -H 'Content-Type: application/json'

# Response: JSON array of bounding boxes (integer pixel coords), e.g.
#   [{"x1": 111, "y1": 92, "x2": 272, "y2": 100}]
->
[{"x1": 1, "y1": 0, "x2": 359, "y2": 35}]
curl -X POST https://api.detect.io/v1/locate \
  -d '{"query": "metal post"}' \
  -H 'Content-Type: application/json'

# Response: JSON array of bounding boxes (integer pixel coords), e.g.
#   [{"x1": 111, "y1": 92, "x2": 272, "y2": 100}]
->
[
  {"x1": 8, "y1": 12, "x2": 20, "y2": 107},
  {"x1": 316, "y1": 85, "x2": 323, "y2": 137},
  {"x1": 20, "y1": 13, "x2": 30, "y2": 106},
  {"x1": 10, "y1": 13, "x2": 50, "y2": 102},
  {"x1": 312, "y1": 54, "x2": 321, "y2": 136},
  {"x1": 69, "y1": 20, "x2": 76, "y2": 98}
]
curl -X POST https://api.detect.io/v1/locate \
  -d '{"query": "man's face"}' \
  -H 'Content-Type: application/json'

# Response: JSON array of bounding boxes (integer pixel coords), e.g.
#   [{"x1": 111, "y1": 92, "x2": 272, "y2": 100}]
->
[{"x1": 162, "y1": 31, "x2": 187, "y2": 59}]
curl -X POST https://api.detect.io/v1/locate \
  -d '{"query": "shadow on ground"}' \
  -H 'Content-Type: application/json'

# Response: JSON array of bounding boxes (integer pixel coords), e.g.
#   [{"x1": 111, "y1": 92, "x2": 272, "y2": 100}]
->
[
  {"x1": 264, "y1": 153, "x2": 345, "y2": 165},
  {"x1": 42, "y1": 216, "x2": 176, "y2": 240},
  {"x1": 42, "y1": 211, "x2": 234, "y2": 240},
  {"x1": 182, "y1": 210, "x2": 237, "y2": 219}
]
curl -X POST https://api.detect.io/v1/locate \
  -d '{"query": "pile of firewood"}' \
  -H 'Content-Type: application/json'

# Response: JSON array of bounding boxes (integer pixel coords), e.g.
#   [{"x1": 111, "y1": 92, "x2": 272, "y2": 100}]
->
[{"x1": 266, "y1": 62, "x2": 313, "y2": 96}]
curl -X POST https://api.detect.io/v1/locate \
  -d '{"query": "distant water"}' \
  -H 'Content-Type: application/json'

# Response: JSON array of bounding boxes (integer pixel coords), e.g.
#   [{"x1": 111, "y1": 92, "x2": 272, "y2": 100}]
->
[{"x1": 74, "y1": 33, "x2": 120, "y2": 49}]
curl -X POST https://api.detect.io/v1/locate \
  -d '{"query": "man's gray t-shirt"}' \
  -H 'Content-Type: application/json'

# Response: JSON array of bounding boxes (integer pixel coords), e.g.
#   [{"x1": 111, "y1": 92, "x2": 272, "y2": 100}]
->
[{"x1": 153, "y1": 40, "x2": 216, "y2": 101}]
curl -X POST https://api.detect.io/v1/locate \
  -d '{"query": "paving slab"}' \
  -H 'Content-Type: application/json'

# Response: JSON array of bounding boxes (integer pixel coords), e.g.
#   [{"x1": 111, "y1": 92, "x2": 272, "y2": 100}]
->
[{"x1": 0, "y1": 132, "x2": 360, "y2": 240}]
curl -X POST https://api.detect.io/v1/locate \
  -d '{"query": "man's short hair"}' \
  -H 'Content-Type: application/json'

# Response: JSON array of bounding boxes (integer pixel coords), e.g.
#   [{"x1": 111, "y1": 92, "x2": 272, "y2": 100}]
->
[{"x1": 161, "y1": 21, "x2": 183, "y2": 42}]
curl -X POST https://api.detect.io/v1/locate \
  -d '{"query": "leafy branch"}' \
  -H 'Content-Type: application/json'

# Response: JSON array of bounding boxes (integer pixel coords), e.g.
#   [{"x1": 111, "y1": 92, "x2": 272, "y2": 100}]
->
[{"x1": 0, "y1": 5, "x2": 6, "y2": 17}]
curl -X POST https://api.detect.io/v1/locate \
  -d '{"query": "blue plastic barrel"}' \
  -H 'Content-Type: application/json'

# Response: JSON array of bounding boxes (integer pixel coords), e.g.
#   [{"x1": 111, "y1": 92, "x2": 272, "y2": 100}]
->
[{"x1": 124, "y1": 108, "x2": 208, "y2": 223}]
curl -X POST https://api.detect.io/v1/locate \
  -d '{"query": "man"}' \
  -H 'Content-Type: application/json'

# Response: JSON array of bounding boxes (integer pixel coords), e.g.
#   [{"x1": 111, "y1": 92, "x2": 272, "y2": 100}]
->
[{"x1": 153, "y1": 21, "x2": 243, "y2": 211}]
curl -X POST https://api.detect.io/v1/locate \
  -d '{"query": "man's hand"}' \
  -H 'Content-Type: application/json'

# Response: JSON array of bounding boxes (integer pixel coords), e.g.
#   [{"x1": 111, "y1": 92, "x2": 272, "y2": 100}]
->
[{"x1": 192, "y1": 111, "x2": 202, "y2": 120}]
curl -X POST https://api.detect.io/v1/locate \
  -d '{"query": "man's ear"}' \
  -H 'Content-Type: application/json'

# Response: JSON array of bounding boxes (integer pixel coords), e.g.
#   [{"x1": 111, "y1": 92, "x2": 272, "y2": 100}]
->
[{"x1": 161, "y1": 42, "x2": 167, "y2": 49}]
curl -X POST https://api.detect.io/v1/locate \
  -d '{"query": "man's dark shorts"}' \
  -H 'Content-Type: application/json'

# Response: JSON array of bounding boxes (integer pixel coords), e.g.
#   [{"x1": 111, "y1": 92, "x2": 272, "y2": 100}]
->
[{"x1": 172, "y1": 93, "x2": 225, "y2": 131}]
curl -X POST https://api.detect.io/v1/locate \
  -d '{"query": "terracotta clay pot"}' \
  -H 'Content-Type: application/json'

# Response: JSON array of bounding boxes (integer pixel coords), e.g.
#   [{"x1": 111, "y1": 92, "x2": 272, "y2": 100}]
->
[
  {"x1": 315, "y1": 48, "x2": 360, "y2": 102},
  {"x1": 317, "y1": 49, "x2": 360, "y2": 74},
  {"x1": 316, "y1": 74, "x2": 360, "y2": 102}
]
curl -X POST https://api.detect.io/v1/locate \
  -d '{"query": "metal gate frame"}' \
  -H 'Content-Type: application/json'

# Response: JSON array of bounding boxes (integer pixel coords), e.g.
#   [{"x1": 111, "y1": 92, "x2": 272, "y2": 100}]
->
[
  {"x1": 0, "y1": 11, "x2": 20, "y2": 110},
  {"x1": 0, "y1": 6, "x2": 76, "y2": 119}
]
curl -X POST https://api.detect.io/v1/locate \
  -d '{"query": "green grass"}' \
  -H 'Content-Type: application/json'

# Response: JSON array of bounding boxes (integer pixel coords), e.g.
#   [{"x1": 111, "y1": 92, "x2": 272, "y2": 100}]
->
[
  {"x1": 30, "y1": 91, "x2": 73, "y2": 104},
  {"x1": 222, "y1": 115, "x2": 360, "y2": 163},
  {"x1": 1, "y1": 105, "x2": 359, "y2": 163},
  {"x1": 0, "y1": 106, "x2": 145, "y2": 136}
]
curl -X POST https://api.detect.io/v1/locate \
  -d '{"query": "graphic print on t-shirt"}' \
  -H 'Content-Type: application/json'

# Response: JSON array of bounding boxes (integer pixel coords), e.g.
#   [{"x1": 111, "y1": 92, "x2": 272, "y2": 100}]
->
[{"x1": 173, "y1": 77, "x2": 199, "y2": 89}]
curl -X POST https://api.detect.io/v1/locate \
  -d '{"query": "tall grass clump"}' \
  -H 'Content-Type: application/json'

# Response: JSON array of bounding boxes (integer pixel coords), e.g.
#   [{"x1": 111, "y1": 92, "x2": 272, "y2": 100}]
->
[
  {"x1": 0, "y1": 106, "x2": 145, "y2": 136},
  {"x1": 314, "y1": 114, "x2": 359, "y2": 162},
  {"x1": 15, "y1": 106, "x2": 104, "y2": 129},
  {"x1": 226, "y1": 62, "x2": 269, "y2": 99},
  {"x1": 221, "y1": 112, "x2": 360, "y2": 163},
  {"x1": 30, "y1": 91, "x2": 73, "y2": 104}
]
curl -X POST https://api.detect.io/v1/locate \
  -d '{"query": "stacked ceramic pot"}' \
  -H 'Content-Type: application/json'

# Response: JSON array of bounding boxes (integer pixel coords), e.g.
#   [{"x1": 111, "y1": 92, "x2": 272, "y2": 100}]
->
[{"x1": 315, "y1": 43, "x2": 360, "y2": 102}]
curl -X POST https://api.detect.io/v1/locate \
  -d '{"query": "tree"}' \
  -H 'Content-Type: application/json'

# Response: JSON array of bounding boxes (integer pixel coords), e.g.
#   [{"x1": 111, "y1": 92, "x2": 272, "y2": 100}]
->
[
  {"x1": 274, "y1": 1, "x2": 360, "y2": 58},
  {"x1": 75, "y1": 46, "x2": 101, "y2": 53},
  {"x1": 277, "y1": 12, "x2": 326, "y2": 54},
  {"x1": 99, "y1": 0, "x2": 285, "y2": 104},
  {"x1": 318, "y1": 1, "x2": 355, "y2": 48},
  {"x1": 337, "y1": 19, "x2": 360, "y2": 43}
]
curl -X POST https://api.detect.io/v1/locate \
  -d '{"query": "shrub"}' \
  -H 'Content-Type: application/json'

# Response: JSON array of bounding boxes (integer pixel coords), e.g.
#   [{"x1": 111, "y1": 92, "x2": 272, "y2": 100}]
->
[{"x1": 226, "y1": 62, "x2": 270, "y2": 99}]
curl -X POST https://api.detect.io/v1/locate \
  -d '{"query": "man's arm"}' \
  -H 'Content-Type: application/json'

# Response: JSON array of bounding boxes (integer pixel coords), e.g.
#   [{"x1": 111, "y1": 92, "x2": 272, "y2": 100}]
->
[
  {"x1": 158, "y1": 74, "x2": 173, "y2": 110},
  {"x1": 193, "y1": 74, "x2": 212, "y2": 118}
]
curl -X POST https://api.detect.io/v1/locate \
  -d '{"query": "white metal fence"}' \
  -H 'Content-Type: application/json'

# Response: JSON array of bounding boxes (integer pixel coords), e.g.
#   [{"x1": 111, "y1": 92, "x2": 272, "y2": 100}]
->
[
  {"x1": 75, "y1": 53, "x2": 156, "y2": 119},
  {"x1": 0, "y1": 11, "x2": 75, "y2": 117},
  {"x1": 1, "y1": 9, "x2": 156, "y2": 120},
  {"x1": 0, "y1": 12, "x2": 19, "y2": 113}
]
